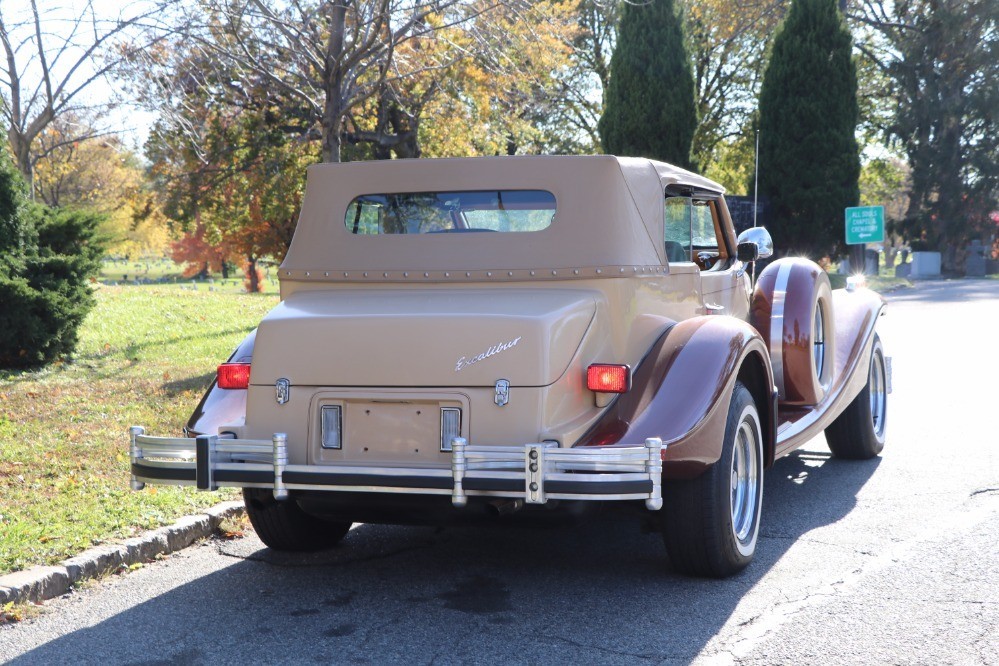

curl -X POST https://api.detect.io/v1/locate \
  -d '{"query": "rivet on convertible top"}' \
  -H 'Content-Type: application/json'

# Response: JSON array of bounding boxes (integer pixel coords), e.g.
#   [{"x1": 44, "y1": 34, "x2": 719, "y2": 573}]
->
[
  {"x1": 466, "y1": 272, "x2": 471, "y2": 277},
  {"x1": 403, "y1": 272, "x2": 409, "y2": 277},
  {"x1": 552, "y1": 270, "x2": 557, "y2": 276},
  {"x1": 487, "y1": 272, "x2": 492, "y2": 277},
  {"x1": 573, "y1": 269, "x2": 579, "y2": 275},
  {"x1": 363, "y1": 272, "x2": 369, "y2": 277},
  {"x1": 384, "y1": 272, "x2": 389, "y2": 277},
  {"x1": 530, "y1": 271, "x2": 536, "y2": 276},
  {"x1": 508, "y1": 271, "x2": 514, "y2": 277},
  {"x1": 324, "y1": 272, "x2": 329, "y2": 277},
  {"x1": 306, "y1": 272, "x2": 311, "y2": 277},
  {"x1": 445, "y1": 272, "x2": 450, "y2": 278},
  {"x1": 344, "y1": 272, "x2": 349, "y2": 277},
  {"x1": 596, "y1": 268, "x2": 602, "y2": 274},
  {"x1": 424, "y1": 272, "x2": 430, "y2": 278}
]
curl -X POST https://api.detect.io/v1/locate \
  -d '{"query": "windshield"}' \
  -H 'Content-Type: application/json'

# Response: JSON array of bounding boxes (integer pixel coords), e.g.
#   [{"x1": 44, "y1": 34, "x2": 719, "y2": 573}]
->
[{"x1": 345, "y1": 190, "x2": 556, "y2": 235}]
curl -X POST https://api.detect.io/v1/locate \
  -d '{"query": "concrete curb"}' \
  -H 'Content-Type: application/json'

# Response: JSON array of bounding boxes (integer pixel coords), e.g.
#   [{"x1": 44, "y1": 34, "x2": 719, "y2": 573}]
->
[{"x1": 0, "y1": 501, "x2": 244, "y2": 605}]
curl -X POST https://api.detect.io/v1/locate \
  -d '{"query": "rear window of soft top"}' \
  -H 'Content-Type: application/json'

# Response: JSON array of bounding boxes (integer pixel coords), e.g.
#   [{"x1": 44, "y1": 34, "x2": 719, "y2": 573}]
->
[{"x1": 345, "y1": 190, "x2": 555, "y2": 235}]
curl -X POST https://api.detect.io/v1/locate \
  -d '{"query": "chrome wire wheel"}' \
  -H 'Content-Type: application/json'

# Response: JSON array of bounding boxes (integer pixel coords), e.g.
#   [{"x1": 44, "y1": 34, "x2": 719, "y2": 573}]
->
[
  {"x1": 730, "y1": 407, "x2": 761, "y2": 553},
  {"x1": 869, "y1": 346, "x2": 888, "y2": 442},
  {"x1": 813, "y1": 302, "x2": 826, "y2": 380}
]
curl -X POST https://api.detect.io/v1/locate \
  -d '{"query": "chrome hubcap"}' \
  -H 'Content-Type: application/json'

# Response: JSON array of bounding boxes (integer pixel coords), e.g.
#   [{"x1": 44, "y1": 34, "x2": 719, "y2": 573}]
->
[
  {"x1": 731, "y1": 418, "x2": 759, "y2": 544},
  {"x1": 869, "y1": 348, "x2": 887, "y2": 440}
]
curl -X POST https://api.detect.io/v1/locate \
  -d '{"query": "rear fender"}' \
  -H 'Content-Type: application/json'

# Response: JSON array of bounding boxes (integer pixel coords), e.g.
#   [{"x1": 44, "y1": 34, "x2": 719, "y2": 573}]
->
[
  {"x1": 184, "y1": 329, "x2": 256, "y2": 437},
  {"x1": 576, "y1": 317, "x2": 775, "y2": 479}
]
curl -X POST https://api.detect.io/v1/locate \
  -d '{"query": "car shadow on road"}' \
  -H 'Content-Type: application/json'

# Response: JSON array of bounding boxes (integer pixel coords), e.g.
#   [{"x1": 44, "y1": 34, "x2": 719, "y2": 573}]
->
[{"x1": 9, "y1": 444, "x2": 881, "y2": 665}]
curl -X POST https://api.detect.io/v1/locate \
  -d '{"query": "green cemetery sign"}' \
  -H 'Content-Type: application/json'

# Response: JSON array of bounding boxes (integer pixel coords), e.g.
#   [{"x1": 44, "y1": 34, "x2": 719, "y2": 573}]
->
[{"x1": 845, "y1": 206, "x2": 885, "y2": 245}]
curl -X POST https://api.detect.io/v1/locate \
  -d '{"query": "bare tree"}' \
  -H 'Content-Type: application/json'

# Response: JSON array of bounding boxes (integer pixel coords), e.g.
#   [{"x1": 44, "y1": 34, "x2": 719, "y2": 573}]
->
[{"x1": 0, "y1": 0, "x2": 166, "y2": 186}]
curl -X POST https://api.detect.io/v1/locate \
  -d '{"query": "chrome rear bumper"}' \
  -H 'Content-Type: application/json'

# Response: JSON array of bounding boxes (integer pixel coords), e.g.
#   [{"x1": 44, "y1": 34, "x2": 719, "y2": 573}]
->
[{"x1": 129, "y1": 427, "x2": 667, "y2": 511}]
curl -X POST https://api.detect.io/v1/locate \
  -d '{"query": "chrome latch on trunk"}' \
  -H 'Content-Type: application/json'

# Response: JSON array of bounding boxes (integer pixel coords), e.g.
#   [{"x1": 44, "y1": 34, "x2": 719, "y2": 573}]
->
[
  {"x1": 494, "y1": 379, "x2": 510, "y2": 407},
  {"x1": 275, "y1": 378, "x2": 290, "y2": 405}
]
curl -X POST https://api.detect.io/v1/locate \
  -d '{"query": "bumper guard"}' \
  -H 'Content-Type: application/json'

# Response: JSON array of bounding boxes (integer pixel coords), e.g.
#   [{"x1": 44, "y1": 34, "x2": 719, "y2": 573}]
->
[{"x1": 129, "y1": 427, "x2": 667, "y2": 510}]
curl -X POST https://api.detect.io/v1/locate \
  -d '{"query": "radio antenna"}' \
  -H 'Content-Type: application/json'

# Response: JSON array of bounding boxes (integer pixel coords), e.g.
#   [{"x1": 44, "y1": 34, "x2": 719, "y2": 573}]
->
[{"x1": 753, "y1": 129, "x2": 760, "y2": 228}]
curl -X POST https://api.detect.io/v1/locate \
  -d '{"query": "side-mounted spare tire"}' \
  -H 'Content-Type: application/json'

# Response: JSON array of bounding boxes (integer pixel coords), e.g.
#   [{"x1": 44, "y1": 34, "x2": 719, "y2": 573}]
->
[
  {"x1": 243, "y1": 488, "x2": 352, "y2": 551},
  {"x1": 751, "y1": 257, "x2": 835, "y2": 406},
  {"x1": 659, "y1": 381, "x2": 764, "y2": 578}
]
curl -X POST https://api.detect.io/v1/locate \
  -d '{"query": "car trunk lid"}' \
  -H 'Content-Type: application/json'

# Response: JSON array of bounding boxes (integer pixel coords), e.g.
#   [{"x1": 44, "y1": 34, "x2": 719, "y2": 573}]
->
[{"x1": 250, "y1": 288, "x2": 596, "y2": 388}]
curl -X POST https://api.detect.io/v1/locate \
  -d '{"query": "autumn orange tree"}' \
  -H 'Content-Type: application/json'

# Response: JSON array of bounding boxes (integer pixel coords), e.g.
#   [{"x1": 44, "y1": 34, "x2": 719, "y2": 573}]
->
[{"x1": 147, "y1": 98, "x2": 319, "y2": 290}]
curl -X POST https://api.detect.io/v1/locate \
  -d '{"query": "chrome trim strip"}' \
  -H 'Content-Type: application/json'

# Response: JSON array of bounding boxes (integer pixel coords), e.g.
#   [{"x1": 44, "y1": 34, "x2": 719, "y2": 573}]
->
[{"x1": 770, "y1": 262, "x2": 792, "y2": 399}]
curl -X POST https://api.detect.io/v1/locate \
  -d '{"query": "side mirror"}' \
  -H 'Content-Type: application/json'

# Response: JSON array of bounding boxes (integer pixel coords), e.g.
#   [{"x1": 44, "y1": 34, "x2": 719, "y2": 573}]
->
[{"x1": 736, "y1": 227, "x2": 774, "y2": 262}]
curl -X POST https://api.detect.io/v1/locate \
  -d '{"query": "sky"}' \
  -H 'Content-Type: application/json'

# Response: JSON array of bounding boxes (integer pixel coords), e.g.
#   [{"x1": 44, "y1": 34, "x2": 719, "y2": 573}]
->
[{"x1": 4, "y1": 0, "x2": 163, "y2": 152}]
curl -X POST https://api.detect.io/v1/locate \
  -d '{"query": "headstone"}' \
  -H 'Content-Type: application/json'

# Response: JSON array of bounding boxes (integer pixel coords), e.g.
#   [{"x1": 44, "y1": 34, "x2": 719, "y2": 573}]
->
[
  {"x1": 965, "y1": 240, "x2": 986, "y2": 277},
  {"x1": 865, "y1": 249, "x2": 879, "y2": 275},
  {"x1": 910, "y1": 251, "x2": 941, "y2": 278}
]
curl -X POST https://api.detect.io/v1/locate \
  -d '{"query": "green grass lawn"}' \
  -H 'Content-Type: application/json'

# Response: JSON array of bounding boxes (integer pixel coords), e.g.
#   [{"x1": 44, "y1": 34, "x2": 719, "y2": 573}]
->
[{"x1": 0, "y1": 285, "x2": 278, "y2": 575}]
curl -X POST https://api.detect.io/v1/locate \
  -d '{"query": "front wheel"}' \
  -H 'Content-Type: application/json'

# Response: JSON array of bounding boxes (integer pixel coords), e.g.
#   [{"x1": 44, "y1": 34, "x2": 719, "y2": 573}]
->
[
  {"x1": 825, "y1": 335, "x2": 887, "y2": 460},
  {"x1": 659, "y1": 382, "x2": 764, "y2": 578},
  {"x1": 243, "y1": 488, "x2": 352, "y2": 551}
]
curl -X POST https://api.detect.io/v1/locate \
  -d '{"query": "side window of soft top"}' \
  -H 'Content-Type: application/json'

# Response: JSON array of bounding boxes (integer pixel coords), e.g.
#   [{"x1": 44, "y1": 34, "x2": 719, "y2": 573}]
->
[
  {"x1": 664, "y1": 196, "x2": 692, "y2": 263},
  {"x1": 665, "y1": 188, "x2": 729, "y2": 270}
]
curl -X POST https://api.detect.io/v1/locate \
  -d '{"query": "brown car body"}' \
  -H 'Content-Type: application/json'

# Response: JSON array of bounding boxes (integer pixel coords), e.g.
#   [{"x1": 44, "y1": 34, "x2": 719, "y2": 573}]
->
[{"x1": 133, "y1": 155, "x2": 888, "y2": 576}]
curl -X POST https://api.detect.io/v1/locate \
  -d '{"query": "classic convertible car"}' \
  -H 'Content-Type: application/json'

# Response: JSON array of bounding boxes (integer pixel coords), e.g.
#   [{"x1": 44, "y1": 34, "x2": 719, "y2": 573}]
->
[{"x1": 130, "y1": 156, "x2": 889, "y2": 577}]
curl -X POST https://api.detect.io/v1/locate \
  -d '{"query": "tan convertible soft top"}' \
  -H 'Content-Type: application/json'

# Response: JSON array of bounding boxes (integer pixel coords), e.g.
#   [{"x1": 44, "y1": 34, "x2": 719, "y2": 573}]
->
[{"x1": 280, "y1": 155, "x2": 724, "y2": 283}]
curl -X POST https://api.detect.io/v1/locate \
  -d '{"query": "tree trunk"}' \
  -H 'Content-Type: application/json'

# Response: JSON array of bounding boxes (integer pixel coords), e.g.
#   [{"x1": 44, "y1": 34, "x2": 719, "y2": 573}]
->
[
  {"x1": 245, "y1": 255, "x2": 260, "y2": 293},
  {"x1": 8, "y1": 128, "x2": 33, "y2": 186},
  {"x1": 321, "y1": 3, "x2": 348, "y2": 164}
]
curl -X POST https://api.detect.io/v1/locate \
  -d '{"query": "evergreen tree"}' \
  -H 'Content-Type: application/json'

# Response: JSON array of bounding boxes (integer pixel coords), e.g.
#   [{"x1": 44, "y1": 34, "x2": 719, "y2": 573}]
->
[
  {"x1": 0, "y1": 147, "x2": 35, "y2": 274},
  {"x1": 754, "y1": 0, "x2": 860, "y2": 258},
  {"x1": 598, "y1": 0, "x2": 697, "y2": 169},
  {"x1": 0, "y1": 150, "x2": 104, "y2": 369}
]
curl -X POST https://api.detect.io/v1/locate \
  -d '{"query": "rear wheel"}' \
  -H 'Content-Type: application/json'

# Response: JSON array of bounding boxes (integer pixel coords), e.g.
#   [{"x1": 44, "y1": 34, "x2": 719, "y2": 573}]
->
[
  {"x1": 825, "y1": 335, "x2": 887, "y2": 460},
  {"x1": 660, "y1": 382, "x2": 764, "y2": 578},
  {"x1": 243, "y1": 488, "x2": 352, "y2": 551}
]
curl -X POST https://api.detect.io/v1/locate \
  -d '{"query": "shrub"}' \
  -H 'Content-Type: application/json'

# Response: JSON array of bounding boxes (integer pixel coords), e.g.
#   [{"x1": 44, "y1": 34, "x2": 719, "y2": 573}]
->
[{"x1": 0, "y1": 153, "x2": 104, "y2": 369}]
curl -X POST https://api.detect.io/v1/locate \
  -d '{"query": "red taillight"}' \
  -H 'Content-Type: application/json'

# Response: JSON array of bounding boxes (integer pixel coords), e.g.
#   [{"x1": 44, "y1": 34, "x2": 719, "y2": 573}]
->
[
  {"x1": 217, "y1": 363, "x2": 251, "y2": 389},
  {"x1": 586, "y1": 364, "x2": 630, "y2": 393}
]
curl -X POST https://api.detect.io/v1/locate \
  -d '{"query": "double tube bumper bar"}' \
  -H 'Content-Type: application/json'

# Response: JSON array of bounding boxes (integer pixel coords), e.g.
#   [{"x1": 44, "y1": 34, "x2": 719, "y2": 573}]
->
[{"x1": 129, "y1": 427, "x2": 667, "y2": 510}]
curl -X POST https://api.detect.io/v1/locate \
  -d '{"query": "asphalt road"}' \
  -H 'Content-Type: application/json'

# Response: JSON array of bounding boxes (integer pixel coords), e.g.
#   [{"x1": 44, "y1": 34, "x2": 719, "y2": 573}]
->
[{"x1": 2, "y1": 279, "x2": 997, "y2": 665}]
